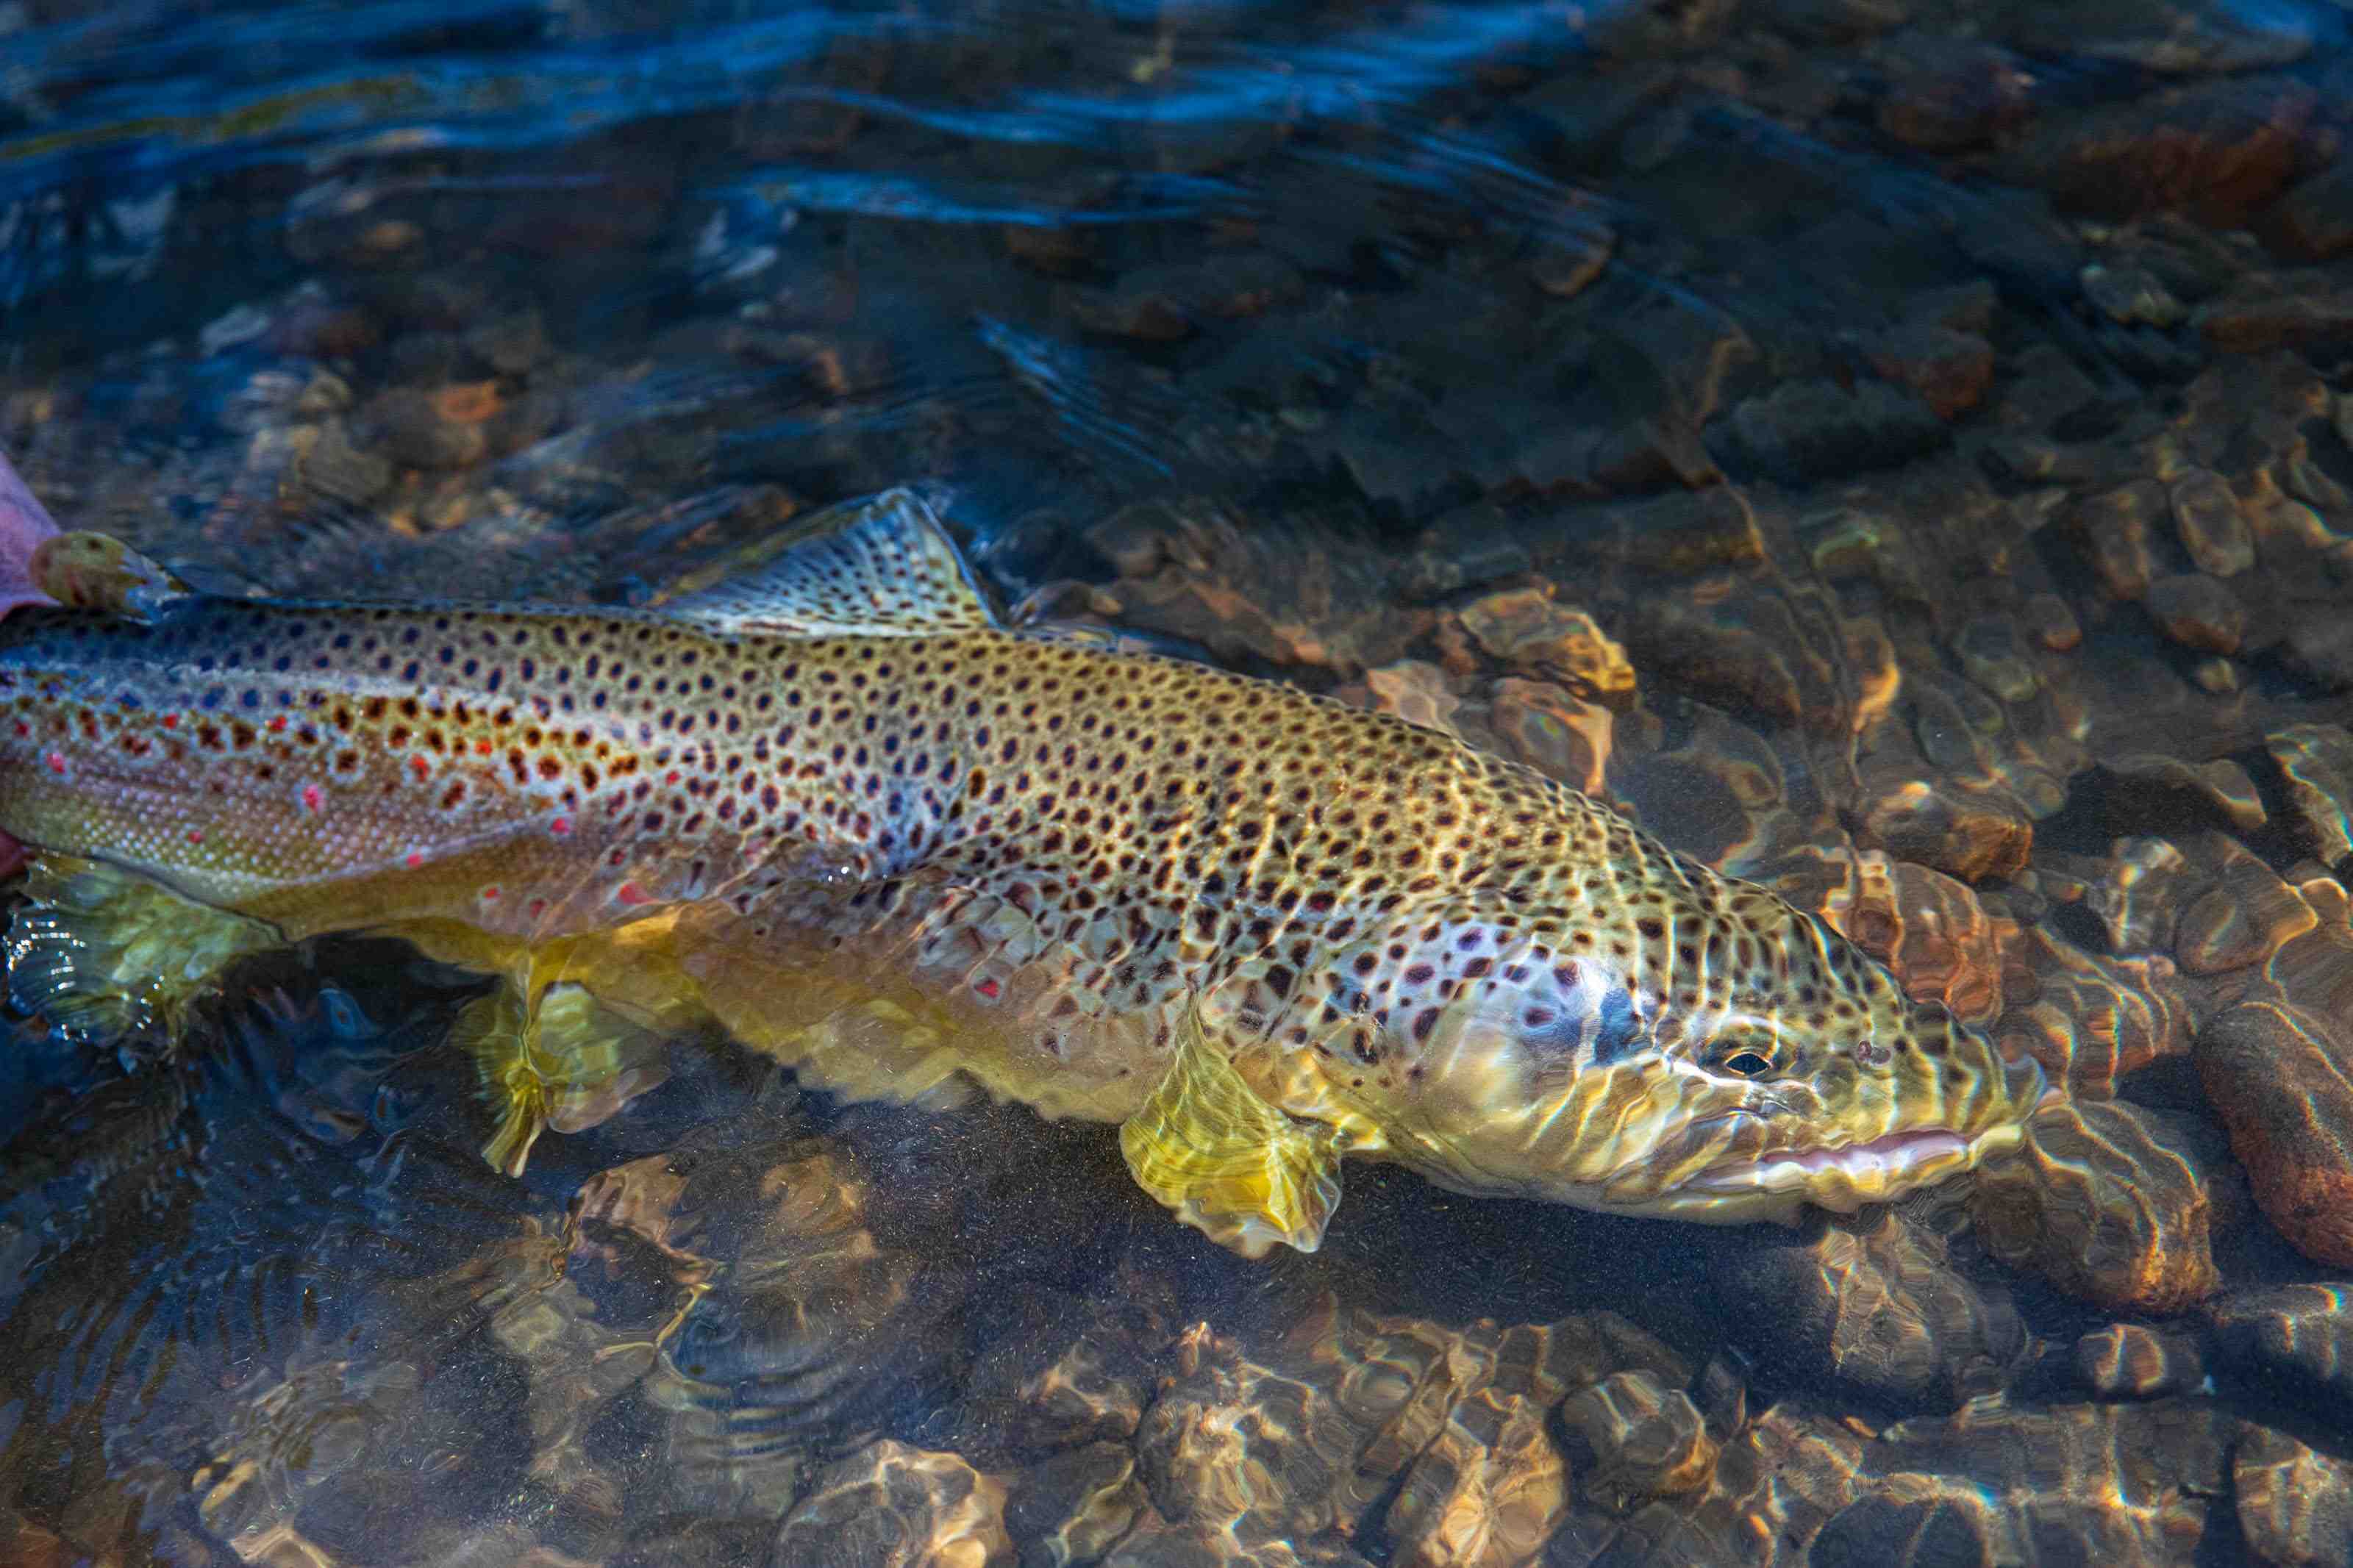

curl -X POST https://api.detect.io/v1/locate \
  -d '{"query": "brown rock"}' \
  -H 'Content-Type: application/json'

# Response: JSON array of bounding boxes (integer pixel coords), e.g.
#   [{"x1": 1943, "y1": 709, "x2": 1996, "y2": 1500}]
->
[
  {"x1": 1357, "y1": 662, "x2": 1464, "y2": 737},
  {"x1": 2167, "y1": 469, "x2": 2255, "y2": 577},
  {"x1": 2235, "y1": 1427, "x2": 2353, "y2": 1568},
  {"x1": 1529, "y1": 223, "x2": 1615, "y2": 299},
  {"x1": 1971, "y1": 1098, "x2": 2224, "y2": 1313},
  {"x1": 1996, "y1": 925, "x2": 2196, "y2": 1098},
  {"x1": 1873, "y1": 35, "x2": 2030, "y2": 151},
  {"x1": 2081, "y1": 263, "x2": 2188, "y2": 329},
  {"x1": 2080, "y1": 837, "x2": 2193, "y2": 955},
  {"x1": 1485, "y1": 679, "x2": 1610, "y2": 795},
  {"x1": 2197, "y1": 999, "x2": 2353, "y2": 1268},
  {"x1": 2142, "y1": 573, "x2": 2245, "y2": 654},
  {"x1": 2172, "y1": 835, "x2": 2317, "y2": 975},
  {"x1": 2210, "y1": 1285, "x2": 2353, "y2": 1406},
  {"x1": 1557, "y1": 1371, "x2": 1717, "y2": 1514},
  {"x1": 1850, "y1": 1400, "x2": 2233, "y2": 1562},
  {"x1": 2072, "y1": 481, "x2": 2165, "y2": 601},
  {"x1": 2020, "y1": 592, "x2": 2082, "y2": 652},
  {"x1": 2000, "y1": 76, "x2": 2317, "y2": 227},
  {"x1": 2195, "y1": 269, "x2": 2353, "y2": 352},
  {"x1": 1817, "y1": 852, "x2": 2016, "y2": 1028},
  {"x1": 1132, "y1": 1331, "x2": 1354, "y2": 1546},
  {"x1": 1622, "y1": 581, "x2": 1851, "y2": 734},
  {"x1": 1007, "y1": 1443, "x2": 1149, "y2": 1568},
  {"x1": 363, "y1": 386, "x2": 488, "y2": 470},
  {"x1": 1857, "y1": 778, "x2": 2032, "y2": 884},
  {"x1": 1088, "y1": 503, "x2": 1420, "y2": 677},
  {"x1": 2073, "y1": 1323, "x2": 2203, "y2": 1400},
  {"x1": 1718, "y1": 1208, "x2": 2029, "y2": 1407},
  {"x1": 1951, "y1": 614, "x2": 2039, "y2": 703},
  {"x1": 2259, "y1": 160, "x2": 2353, "y2": 261},
  {"x1": 2265, "y1": 723, "x2": 2353, "y2": 868},
  {"x1": 1383, "y1": 1385, "x2": 1568, "y2": 1568},
  {"x1": 770, "y1": 1442, "x2": 1011, "y2": 1568},
  {"x1": 1602, "y1": 485, "x2": 1767, "y2": 576},
  {"x1": 1454, "y1": 590, "x2": 1635, "y2": 709},
  {"x1": 1865, "y1": 326, "x2": 1995, "y2": 421},
  {"x1": 957, "y1": 1292, "x2": 1154, "y2": 1458}
]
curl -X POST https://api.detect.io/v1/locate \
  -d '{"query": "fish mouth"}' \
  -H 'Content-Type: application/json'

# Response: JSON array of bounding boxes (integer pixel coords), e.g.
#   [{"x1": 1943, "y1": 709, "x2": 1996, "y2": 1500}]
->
[{"x1": 1674, "y1": 1120, "x2": 2027, "y2": 1210}]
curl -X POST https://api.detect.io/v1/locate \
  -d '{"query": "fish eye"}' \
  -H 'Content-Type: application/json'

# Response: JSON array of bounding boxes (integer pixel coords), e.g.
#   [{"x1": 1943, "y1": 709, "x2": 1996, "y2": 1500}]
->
[{"x1": 1719, "y1": 1050, "x2": 1774, "y2": 1078}]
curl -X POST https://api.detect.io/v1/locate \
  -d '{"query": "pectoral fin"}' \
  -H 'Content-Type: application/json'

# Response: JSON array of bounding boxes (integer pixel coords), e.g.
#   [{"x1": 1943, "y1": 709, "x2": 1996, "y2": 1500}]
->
[
  {"x1": 455, "y1": 973, "x2": 673, "y2": 1177},
  {"x1": 4, "y1": 855, "x2": 276, "y2": 1047},
  {"x1": 1119, "y1": 1012, "x2": 1343, "y2": 1259}
]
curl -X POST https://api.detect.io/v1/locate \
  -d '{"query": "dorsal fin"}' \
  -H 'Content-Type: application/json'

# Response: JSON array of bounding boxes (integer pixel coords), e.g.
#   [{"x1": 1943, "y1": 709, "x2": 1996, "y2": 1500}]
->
[{"x1": 649, "y1": 488, "x2": 999, "y2": 637}]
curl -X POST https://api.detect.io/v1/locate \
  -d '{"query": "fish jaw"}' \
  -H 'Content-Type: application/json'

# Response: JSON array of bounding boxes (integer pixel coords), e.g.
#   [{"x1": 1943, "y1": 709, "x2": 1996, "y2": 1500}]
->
[{"x1": 1279, "y1": 873, "x2": 2054, "y2": 1228}]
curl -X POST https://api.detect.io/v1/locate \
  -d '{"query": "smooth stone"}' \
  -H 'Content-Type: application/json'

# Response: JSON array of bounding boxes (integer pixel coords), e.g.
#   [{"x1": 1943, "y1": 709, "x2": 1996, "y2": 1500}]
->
[
  {"x1": 1556, "y1": 1370, "x2": 1717, "y2": 1514},
  {"x1": 1970, "y1": 1098, "x2": 2224, "y2": 1313},
  {"x1": 2168, "y1": 468, "x2": 2256, "y2": 577},
  {"x1": 1716, "y1": 1208, "x2": 2028, "y2": 1408},
  {"x1": 2142, "y1": 573, "x2": 2245, "y2": 654},
  {"x1": 2196, "y1": 1000, "x2": 2353, "y2": 1268},
  {"x1": 2072, "y1": 481, "x2": 2165, "y2": 601},
  {"x1": 2235, "y1": 1426, "x2": 2353, "y2": 1568},
  {"x1": 770, "y1": 1442, "x2": 1011, "y2": 1568},
  {"x1": 2209, "y1": 1284, "x2": 2353, "y2": 1406},
  {"x1": 1007, "y1": 1444, "x2": 1149, "y2": 1568},
  {"x1": 2265, "y1": 724, "x2": 2353, "y2": 868},
  {"x1": 2073, "y1": 1324, "x2": 2204, "y2": 1400}
]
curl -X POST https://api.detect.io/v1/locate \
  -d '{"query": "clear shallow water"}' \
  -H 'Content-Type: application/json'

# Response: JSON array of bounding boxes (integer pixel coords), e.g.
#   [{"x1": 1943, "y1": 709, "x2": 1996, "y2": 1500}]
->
[{"x1": 5, "y1": 0, "x2": 2353, "y2": 1564}]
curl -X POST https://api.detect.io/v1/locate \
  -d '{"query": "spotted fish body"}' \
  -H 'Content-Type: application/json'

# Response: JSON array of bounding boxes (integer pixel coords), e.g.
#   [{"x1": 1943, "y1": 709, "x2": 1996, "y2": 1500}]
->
[{"x1": 0, "y1": 493, "x2": 2048, "y2": 1254}]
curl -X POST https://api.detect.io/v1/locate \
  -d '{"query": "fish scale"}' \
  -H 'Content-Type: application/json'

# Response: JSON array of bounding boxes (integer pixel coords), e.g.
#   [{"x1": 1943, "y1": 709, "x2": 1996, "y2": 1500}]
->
[{"x1": 0, "y1": 490, "x2": 2049, "y2": 1256}]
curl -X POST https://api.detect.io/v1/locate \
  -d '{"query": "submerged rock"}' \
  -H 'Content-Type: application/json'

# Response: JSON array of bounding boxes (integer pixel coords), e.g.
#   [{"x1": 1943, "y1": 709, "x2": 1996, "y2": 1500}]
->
[
  {"x1": 2198, "y1": 999, "x2": 2353, "y2": 1268},
  {"x1": 2209, "y1": 1284, "x2": 2353, "y2": 1406},
  {"x1": 1717, "y1": 1209, "x2": 2028, "y2": 1408},
  {"x1": 2073, "y1": 1324, "x2": 2205, "y2": 1401},
  {"x1": 771, "y1": 1441, "x2": 1012, "y2": 1568},
  {"x1": 2234, "y1": 1426, "x2": 2353, "y2": 1568},
  {"x1": 2265, "y1": 724, "x2": 2353, "y2": 870},
  {"x1": 1971, "y1": 1098, "x2": 2224, "y2": 1313},
  {"x1": 1007, "y1": 1443, "x2": 1149, "y2": 1568},
  {"x1": 1453, "y1": 590, "x2": 1635, "y2": 710},
  {"x1": 1557, "y1": 1370, "x2": 1718, "y2": 1514}
]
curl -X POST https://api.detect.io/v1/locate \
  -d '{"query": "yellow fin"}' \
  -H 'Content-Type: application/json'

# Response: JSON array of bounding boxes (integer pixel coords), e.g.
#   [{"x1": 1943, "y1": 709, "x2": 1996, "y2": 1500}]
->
[
  {"x1": 455, "y1": 978, "x2": 671, "y2": 1176},
  {"x1": 4, "y1": 855, "x2": 276, "y2": 1045},
  {"x1": 28, "y1": 531, "x2": 192, "y2": 621},
  {"x1": 647, "y1": 488, "x2": 999, "y2": 637},
  {"x1": 1120, "y1": 1010, "x2": 1343, "y2": 1259}
]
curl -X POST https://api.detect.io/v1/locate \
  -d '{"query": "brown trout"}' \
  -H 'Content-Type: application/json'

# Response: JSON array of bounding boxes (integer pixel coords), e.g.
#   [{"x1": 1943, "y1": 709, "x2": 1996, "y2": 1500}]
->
[{"x1": 0, "y1": 491, "x2": 2048, "y2": 1256}]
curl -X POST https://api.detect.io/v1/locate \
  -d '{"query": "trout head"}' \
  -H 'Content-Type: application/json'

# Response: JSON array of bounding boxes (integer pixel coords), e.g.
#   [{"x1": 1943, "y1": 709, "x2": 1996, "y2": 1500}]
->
[{"x1": 1300, "y1": 867, "x2": 2048, "y2": 1224}]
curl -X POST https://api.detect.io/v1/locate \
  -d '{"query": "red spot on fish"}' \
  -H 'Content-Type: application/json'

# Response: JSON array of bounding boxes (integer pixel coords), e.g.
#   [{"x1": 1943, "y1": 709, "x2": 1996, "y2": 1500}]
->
[
  {"x1": 481, "y1": 886, "x2": 500, "y2": 902},
  {"x1": 615, "y1": 881, "x2": 654, "y2": 907},
  {"x1": 301, "y1": 784, "x2": 324, "y2": 812},
  {"x1": 185, "y1": 829, "x2": 204, "y2": 845},
  {"x1": 161, "y1": 713, "x2": 179, "y2": 729},
  {"x1": 43, "y1": 751, "x2": 64, "y2": 775},
  {"x1": 404, "y1": 851, "x2": 425, "y2": 869},
  {"x1": 10, "y1": 720, "x2": 25, "y2": 738},
  {"x1": 409, "y1": 756, "x2": 430, "y2": 779},
  {"x1": 974, "y1": 977, "x2": 1001, "y2": 1000},
  {"x1": 527, "y1": 898, "x2": 549, "y2": 919},
  {"x1": 665, "y1": 770, "x2": 680, "y2": 785},
  {"x1": 549, "y1": 815, "x2": 573, "y2": 835},
  {"x1": 268, "y1": 715, "x2": 287, "y2": 732}
]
